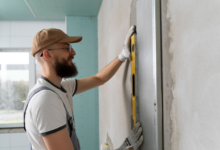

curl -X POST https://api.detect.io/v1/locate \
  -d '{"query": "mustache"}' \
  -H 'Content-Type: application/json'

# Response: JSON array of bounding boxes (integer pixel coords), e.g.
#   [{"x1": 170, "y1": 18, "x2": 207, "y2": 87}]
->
[{"x1": 68, "y1": 55, "x2": 73, "y2": 60}]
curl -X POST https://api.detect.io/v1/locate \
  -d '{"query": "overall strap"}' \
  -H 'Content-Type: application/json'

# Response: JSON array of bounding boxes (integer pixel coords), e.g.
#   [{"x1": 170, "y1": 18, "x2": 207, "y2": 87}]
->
[
  {"x1": 23, "y1": 86, "x2": 70, "y2": 131},
  {"x1": 23, "y1": 86, "x2": 74, "y2": 150}
]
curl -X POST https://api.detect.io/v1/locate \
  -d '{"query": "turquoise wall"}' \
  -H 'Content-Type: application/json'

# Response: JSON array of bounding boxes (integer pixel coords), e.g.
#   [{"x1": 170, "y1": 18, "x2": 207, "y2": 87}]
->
[{"x1": 66, "y1": 16, "x2": 99, "y2": 150}]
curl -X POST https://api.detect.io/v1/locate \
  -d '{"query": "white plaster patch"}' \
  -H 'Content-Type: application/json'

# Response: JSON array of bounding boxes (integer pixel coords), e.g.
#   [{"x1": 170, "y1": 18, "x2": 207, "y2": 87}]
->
[{"x1": 167, "y1": 0, "x2": 220, "y2": 149}]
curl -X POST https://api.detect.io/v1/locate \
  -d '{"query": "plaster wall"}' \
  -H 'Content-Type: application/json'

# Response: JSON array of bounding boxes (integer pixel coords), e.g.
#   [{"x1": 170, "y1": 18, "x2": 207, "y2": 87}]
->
[
  {"x1": 98, "y1": 0, "x2": 133, "y2": 149},
  {"x1": 162, "y1": 0, "x2": 220, "y2": 149}
]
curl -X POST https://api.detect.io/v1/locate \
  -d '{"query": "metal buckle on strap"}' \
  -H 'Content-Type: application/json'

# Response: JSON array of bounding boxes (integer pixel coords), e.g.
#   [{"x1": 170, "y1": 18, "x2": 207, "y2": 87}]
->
[{"x1": 68, "y1": 117, "x2": 73, "y2": 137}]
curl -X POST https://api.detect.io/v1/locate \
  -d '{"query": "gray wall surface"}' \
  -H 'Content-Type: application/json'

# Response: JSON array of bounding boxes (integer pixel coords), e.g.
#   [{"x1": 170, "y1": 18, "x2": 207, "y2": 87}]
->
[
  {"x1": 98, "y1": 0, "x2": 163, "y2": 150},
  {"x1": 136, "y1": 0, "x2": 162, "y2": 149},
  {"x1": 162, "y1": 0, "x2": 220, "y2": 149},
  {"x1": 98, "y1": 0, "x2": 133, "y2": 149}
]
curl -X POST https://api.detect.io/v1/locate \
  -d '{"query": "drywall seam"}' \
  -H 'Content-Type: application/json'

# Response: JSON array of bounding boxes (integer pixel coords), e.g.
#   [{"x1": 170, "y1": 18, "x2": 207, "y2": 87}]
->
[
  {"x1": 166, "y1": 0, "x2": 179, "y2": 150},
  {"x1": 166, "y1": 1, "x2": 175, "y2": 149},
  {"x1": 161, "y1": 0, "x2": 174, "y2": 150},
  {"x1": 24, "y1": 0, "x2": 36, "y2": 17}
]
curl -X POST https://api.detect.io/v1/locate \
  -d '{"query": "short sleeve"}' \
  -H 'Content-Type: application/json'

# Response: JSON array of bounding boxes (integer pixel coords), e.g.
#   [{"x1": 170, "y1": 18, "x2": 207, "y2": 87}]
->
[
  {"x1": 61, "y1": 78, "x2": 78, "y2": 96},
  {"x1": 30, "y1": 90, "x2": 66, "y2": 136}
]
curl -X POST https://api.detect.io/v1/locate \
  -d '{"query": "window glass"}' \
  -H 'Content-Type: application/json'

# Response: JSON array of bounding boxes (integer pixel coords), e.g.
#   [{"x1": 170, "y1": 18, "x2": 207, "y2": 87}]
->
[
  {"x1": 35, "y1": 59, "x2": 41, "y2": 82},
  {"x1": 0, "y1": 51, "x2": 29, "y2": 125}
]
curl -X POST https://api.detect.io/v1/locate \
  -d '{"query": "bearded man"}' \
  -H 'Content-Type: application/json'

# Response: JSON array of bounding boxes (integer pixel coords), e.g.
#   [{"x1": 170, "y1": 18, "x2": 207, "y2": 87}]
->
[{"x1": 23, "y1": 26, "x2": 143, "y2": 150}]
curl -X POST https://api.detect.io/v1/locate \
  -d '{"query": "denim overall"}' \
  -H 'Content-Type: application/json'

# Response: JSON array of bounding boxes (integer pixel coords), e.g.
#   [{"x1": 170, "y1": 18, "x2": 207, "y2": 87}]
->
[{"x1": 23, "y1": 86, "x2": 80, "y2": 150}]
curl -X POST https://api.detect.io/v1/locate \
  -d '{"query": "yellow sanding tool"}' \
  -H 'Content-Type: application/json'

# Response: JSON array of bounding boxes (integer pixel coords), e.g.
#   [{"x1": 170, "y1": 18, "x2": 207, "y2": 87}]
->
[{"x1": 131, "y1": 32, "x2": 138, "y2": 127}]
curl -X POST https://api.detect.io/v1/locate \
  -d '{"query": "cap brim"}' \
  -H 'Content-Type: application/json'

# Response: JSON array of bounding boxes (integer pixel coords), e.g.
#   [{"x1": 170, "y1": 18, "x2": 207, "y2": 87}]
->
[{"x1": 58, "y1": 36, "x2": 82, "y2": 43}]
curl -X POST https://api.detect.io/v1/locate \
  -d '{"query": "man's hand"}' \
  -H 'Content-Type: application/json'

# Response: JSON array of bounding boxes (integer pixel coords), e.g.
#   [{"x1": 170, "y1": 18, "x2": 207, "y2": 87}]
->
[
  {"x1": 118, "y1": 25, "x2": 136, "y2": 62},
  {"x1": 75, "y1": 25, "x2": 136, "y2": 94},
  {"x1": 116, "y1": 122, "x2": 144, "y2": 150}
]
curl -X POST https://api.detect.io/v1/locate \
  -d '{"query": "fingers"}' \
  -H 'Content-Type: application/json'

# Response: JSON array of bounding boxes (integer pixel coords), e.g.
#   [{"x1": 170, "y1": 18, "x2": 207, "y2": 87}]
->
[
  {"x1": 129, "y1": 25, "x2": 136, "y2": 32},
  {"x1": 132, "y1": 122, "x2": 141, "y2": 134},
  {"x1": 134, "y1": 127, "x2": 143, "y2": 142},
  {"x1": 124, "y1": 25, "x2": 136, "y2": 45},
  {"x1": 134, "y1": 135, "x2": 144, "y2": 150},
  {"x1": 128, "y1": 25, "x2": 136, "y2": 36}
]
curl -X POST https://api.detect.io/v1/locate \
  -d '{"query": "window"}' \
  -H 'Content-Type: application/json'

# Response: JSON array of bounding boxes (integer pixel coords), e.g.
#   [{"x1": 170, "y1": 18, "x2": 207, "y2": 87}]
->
[{"x1": 0, "y1": 49, "x2": 36, "y2": 128}]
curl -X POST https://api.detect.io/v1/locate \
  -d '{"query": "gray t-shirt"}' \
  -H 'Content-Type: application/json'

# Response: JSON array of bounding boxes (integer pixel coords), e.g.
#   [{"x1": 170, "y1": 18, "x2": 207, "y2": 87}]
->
[{"x1": 25, "y1": 76, "x2": 77, "y2": 150}]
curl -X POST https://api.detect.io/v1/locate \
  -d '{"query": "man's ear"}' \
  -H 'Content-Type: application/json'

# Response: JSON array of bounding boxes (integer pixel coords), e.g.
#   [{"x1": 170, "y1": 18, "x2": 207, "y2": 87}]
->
[{"x1": 43, "y1": 50, "x2": 53, "y2": 62}]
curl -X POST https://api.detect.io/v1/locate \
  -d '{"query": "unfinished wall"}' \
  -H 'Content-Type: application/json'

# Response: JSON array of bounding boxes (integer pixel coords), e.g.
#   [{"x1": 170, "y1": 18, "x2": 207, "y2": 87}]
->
[
  {"x1": 98, "y1": 0, "x2": 133, "y2": 149},
  {"x1": 98, "y1": 0, "x2": 163, "y2": 149},
  {"x1": 162, "y1": 0, "x2": 220, "y2": 150}
]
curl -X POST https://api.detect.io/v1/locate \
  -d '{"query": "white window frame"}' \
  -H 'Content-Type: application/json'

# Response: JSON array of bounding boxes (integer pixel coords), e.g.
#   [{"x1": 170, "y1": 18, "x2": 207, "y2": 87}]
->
[{"x1": 0, "y1": 48, "x2": 35, "y2": 128}]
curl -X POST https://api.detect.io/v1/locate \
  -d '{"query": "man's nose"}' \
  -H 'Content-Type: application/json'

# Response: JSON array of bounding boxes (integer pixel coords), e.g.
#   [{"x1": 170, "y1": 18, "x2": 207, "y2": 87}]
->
[{"x1": 70, "y1": 47, "x2": 76, "y2": 55}]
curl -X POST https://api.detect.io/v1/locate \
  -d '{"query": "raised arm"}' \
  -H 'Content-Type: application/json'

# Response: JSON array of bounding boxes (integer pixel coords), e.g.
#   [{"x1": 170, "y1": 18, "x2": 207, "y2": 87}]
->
[
  {"x1": 75, "y1": 25, "x2": 136, "y2": 94},
  {"x1": 75, "y1": 57, "x2": 122, "y2": 94}
]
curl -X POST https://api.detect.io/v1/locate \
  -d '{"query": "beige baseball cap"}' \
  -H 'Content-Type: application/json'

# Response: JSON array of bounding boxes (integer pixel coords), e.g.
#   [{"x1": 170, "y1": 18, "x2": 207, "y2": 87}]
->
[{"x1": 31, "y1": 28, "x2": 82, "y2": 56}]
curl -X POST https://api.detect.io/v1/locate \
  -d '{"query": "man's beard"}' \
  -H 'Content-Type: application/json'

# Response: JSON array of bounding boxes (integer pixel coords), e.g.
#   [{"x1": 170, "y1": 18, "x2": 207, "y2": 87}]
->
[{"x1": 54, "y1": 55, "x2": 78, "y2": 78}]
